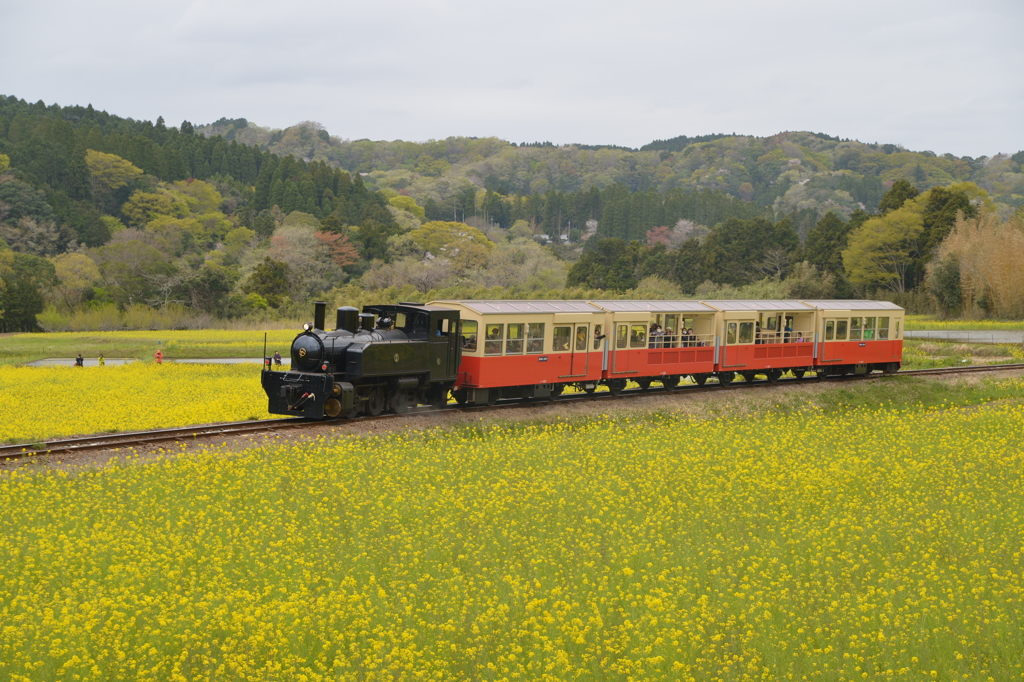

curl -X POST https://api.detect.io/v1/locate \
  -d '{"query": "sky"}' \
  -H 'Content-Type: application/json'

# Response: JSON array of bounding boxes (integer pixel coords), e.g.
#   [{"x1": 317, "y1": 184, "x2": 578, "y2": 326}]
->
[{"x1": 2, "y1": 0, "x2": 1022, "y2": 158}]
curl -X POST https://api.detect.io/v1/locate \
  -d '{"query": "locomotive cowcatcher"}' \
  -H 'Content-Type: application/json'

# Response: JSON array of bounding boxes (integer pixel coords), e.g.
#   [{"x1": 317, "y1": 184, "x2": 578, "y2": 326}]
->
[{"x1": 262, "y1": 301, "x2": 461, "y2": 419}]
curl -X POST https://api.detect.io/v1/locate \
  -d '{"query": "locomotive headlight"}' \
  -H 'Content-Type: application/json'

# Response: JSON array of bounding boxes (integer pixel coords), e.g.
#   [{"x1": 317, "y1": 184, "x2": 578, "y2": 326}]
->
[{"x1": 303, "y1": 322, "x2": 312, "y2": 331}]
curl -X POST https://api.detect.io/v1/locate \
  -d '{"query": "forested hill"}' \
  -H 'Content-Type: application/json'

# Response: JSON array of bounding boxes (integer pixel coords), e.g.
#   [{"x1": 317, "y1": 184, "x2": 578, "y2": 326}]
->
[
  {"x1": 2, "y1": 94, "x2": 1024, "y2": 335},
  {"x1": 0, "y1": 95, "x2": 397, "y2": 332},
  {"x1": 197, "y1": 118, "x2": 1024, "y2": 224}
]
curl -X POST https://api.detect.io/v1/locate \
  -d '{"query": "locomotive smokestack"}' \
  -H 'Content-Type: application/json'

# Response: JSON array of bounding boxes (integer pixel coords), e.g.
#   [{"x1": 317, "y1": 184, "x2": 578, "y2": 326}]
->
[
  {"x1": 336, "y1": 306, "x2": 359, "y2": 333},
  {"x1": 313, "y1": 301, "x2": 327, "y2": 330}
]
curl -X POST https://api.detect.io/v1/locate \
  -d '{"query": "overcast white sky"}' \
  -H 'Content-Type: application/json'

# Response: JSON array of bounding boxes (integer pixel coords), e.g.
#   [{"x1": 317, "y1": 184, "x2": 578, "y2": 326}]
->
[{"x1": 2, "y1": 0, "x2": 1022, "y2": 157}]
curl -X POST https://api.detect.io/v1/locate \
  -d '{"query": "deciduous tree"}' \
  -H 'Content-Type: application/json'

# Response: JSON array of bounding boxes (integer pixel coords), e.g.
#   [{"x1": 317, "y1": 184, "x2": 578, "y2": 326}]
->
[{"x1": 843, "y1": 205, "x2": 923, "y2": 293}]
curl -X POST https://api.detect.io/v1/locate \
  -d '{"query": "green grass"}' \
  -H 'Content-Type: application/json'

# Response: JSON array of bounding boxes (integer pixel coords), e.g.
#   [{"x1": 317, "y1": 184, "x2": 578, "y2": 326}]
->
[
  {"x1": 0, "y1": 329, "x2": 300, "y2": 365},
  {"x1": 900, "y1": 338, "x2": 1024, "y2": 370}
]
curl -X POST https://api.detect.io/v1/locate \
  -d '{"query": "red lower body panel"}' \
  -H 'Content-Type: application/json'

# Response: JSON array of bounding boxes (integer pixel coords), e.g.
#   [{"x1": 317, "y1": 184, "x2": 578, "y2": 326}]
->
[
  {"x1": 606, "y1": 347, "x2": 715, "y2": 379},
  {"x1": 717, "y1": 342, "x2": 814, "y2": 372},
  {"x1": 817, "y1": 340, "x2": 903, "y2": 367},
  {"x1": 457, "y1": 352, "x2": 602, "y2": 388}
]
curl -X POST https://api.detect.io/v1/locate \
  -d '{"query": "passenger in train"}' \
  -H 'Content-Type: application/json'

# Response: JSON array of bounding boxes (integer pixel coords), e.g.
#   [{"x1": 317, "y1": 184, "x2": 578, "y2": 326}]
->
[
  {"x1": 648, "y1": 323, "x2": 662, "y2": 348},
  {"x1": 664, "y1": 328, "x2": 674, "y2": 347},
  {"x1": 755, "y1": 322, "x2": 763, "y2": 344},
  {"x1": 784, "y1": 320, "x2": 793, "y2": 343}
]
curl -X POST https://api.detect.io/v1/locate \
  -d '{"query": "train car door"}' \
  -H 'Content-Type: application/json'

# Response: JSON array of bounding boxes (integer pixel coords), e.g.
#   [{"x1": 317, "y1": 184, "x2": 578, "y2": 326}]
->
[
  {"x1": 430, "y1": 313, "x2": 460, "y2": 381},
  {"x1": 821, "y1": 317, "x2": 846, "y2": 364},
  {"x1": 569, "y1": 323, "x2": 589, "y2": 376},
  {"x1": 611, "y1": 322, "x2": 631, "y2": 373}
]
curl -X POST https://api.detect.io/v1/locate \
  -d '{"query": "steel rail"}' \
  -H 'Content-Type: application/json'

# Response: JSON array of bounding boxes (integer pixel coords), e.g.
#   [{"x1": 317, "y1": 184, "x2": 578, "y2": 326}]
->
[{"x1": 5, "y1": 362, "x2": 1024, "y2": 463}]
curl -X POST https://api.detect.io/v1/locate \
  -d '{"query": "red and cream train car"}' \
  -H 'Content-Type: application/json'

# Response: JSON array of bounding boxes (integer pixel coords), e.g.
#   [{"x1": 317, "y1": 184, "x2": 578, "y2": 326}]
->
[{"x1": 430, "y1": 299, "x2": 904, "y2": 405}]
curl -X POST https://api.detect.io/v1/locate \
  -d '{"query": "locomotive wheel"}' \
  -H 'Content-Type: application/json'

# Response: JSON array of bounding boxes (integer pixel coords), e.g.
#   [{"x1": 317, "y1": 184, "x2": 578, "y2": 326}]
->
[
  {"x1": 636, "y1": 378, "x2": 651, "y2": 392},
  {"x1": 550, "y1": 383, "x2": 565, "y2": 398},
  {"x1": 662, "y1": 376, "x2": 679, "y2": 390},
  {"x1": 766, "y1": 369, "x2": 782, "y2": 384},
  {"x1": 692, "y1": 373, "x2": 708, "y2": 386},
  {"x1": 392, "y1": 391, "x2": 410, "y2": 414},
  {"x1": 452, "y1": 389, "x2": 468, "y2": 405},
  {"x1": 792, "y1": 369, "x2": 806, "y2": 379},
  {"x1": 485, "y1": 389, "x2": 500, "y2": 406},
  {"x1": 741, "y1": 372, "x2": 756, "y2": 383},
  {"x1": 718, "y1": 372, "x2": 735, "y2": 386},
  {"x1": 607, "y1": 379, "x2": 626, "y2": 396},
  {"x1": 324, "y1": 398, "x2": 343, "y2": 418},
  {"x1": 367, "y1": 389, "x2": 385, "y2": 416},
  {"x1": 814, "y1": 369, "x2": 827, "y2": 380}
]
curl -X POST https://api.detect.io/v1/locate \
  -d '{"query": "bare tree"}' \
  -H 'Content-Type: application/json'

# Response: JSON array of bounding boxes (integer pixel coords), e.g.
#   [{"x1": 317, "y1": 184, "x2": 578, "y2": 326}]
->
[{"x1": 756, "y1": 247, "x2": 793, "y2": 279}]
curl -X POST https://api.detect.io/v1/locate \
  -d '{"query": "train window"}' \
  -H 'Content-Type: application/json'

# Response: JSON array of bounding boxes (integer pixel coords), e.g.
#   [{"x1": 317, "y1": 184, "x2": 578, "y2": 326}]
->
[
  {"x1": 436, "y1": 318, "x2": 450, "y2": 336},
  {"x1": 863, "y1": 317, "x2": 875, "y2": 340},
  {"x1": 629, "y1": 325, "x2": 647, "y2": 348},
  {"x1": 836, "y1": 320, "x2": 848, "y2": 341},
  {"x1": 526, "y1": 323, "x2": 545, "y2": 353},
  {"x1": 877, "y1": 317, "x2": 889, "y2": 340},
  {"x1": 616, "y1": 325, "x2": 628, "y2": 349},
  {"x1": 484, "y1": 324, "x2": 504, "y2": 355},
  {"x1": 506, "y1": 323, "x2": 524, "y2": 354},
  {"x1": 825, "y1": 320, "x2": 835, "y2": 341},
  {"x1": 593, "y1": 324, "x2": 603, "y2": 350},
  {"x1": 739, "y1": 322, "x2": 754, "y2": 344},
  {"x1": 849, "y1": 317, "x2": 862, "y2": 341},
  {"x1": 461, "y1": 320, "x2": 478, "y2": 352},
  {"x1": 895, "y1": 321, "x2": 900, "y2": 339},
  {"x1": 394, "y1": 312, "x2": 407, "y2": 329},
  {"x1": 664, "y1": 315, "x2": 678, "y2": 341},
  {"x1": 575, "y1": 326, "x2": 588, "y2": 351},
  {"x1": 553, "y1": 326, "x2": 572, "y2": 352},
  {"x1": 726, "y1": 322, "x2": 737, "y2": 345}
]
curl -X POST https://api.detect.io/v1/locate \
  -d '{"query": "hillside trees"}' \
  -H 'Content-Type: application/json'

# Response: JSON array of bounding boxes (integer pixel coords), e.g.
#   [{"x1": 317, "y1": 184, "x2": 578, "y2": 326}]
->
[
  {"x1": 0, "y1": 244, "x2": 57, "y2": 332},
  {"x1": 0, "y1": 95, "x2": 408, "y2": 323},
  {"x1": 929, "y1": 210, "x2": 1024, "y2": 318},
  {"x1": 843, "y1": 205, "x2": 924, "y2": 293}
]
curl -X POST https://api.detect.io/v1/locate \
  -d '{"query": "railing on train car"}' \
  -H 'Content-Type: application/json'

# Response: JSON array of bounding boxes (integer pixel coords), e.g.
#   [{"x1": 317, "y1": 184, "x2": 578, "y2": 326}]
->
[
  {"x1": 754, "y1": 331, "x2": 814, "y2": 344},
  {"x1": 644, "y1": 332, "x2": 715, "y2": 349}
]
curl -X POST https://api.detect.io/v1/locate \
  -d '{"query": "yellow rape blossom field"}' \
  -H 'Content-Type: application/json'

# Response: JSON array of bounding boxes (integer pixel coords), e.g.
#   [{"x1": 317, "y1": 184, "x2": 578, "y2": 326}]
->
[
  {"x1": 3, "y1": 382, "x2": 1024, "y2": 680},
  {"x1": 0, "y1": 364, "x2": 272, "y2": 443},
  {"x1": 905, "y1": 315, "x2": 1024, "y2": 330}
]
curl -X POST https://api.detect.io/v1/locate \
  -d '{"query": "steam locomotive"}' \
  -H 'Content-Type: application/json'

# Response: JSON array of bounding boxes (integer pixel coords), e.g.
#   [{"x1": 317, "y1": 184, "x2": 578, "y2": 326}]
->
[
  {"x1": 261, "y1": 301, "x2": 462, "y2": 419},
  {"x1": 264, "y1": 298, "x2": 904, "y2": 419}
]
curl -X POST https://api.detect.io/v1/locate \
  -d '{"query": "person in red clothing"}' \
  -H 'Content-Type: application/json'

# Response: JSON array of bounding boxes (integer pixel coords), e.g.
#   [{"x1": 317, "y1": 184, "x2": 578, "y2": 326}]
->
[{"x1": 154, "y1": 349, "x2": 163, "y2": 364}]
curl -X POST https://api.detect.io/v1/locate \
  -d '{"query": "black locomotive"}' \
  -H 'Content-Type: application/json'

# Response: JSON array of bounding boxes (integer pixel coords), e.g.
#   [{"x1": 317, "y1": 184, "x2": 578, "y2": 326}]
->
[{"x1": 262, "y1": 301, "x2": 462, "y2": 419}]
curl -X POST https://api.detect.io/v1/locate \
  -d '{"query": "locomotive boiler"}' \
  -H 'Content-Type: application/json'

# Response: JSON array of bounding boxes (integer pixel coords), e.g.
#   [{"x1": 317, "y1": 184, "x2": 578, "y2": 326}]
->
[{"x1": 262, "y1": 301, "x2": 462, "y2": 419}]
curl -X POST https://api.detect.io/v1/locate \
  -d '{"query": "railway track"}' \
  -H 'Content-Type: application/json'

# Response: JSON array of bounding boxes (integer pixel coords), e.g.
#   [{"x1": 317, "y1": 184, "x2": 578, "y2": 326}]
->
[{"x1": 4, "y1": 362, "x2": 1024, "y2": 463}]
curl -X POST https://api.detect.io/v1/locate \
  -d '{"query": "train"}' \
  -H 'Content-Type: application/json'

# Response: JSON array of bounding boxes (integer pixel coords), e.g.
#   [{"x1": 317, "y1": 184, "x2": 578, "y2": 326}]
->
[{"x1": 261, "y1": 299, "x2": 905, "y2": 418}]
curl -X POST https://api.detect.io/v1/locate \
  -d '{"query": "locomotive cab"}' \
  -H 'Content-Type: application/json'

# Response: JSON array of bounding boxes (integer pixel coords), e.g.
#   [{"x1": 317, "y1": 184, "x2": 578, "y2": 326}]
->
[{"x1": 262, "y1": 301, "x2": 462, "y2": 419}]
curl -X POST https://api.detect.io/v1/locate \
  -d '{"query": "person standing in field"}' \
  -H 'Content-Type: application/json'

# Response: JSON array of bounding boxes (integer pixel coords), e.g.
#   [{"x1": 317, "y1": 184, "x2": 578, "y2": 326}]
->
[
  {"x1": 98, "y1": 354, "x2": 105, "y2": 366},
  {"x1": 154, "y1": 349, "x2": 163, "y2": 364},
  {"x1": 75, "y1": 353, "x2": 84, "y2": 367},
  {"x1": 273, "y1": 350, "x2": 282, "y2": 369}
]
